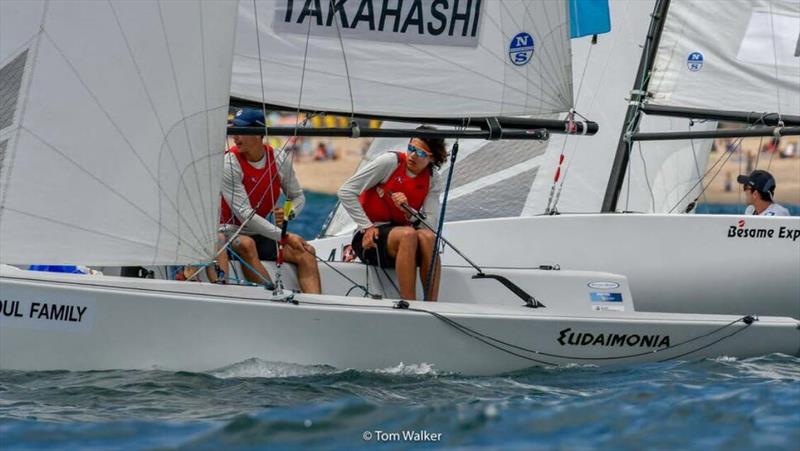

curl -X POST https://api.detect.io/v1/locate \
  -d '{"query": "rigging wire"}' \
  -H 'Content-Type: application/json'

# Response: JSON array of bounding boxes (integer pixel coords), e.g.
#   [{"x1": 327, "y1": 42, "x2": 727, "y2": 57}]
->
[
  {"x1": 636, "y1": 140, "x2": 657, "y2": 213},
  {"x1": 688, "y1": 120, "x2": 710, "y2": 208},
  {"x1": 667, "y1": 136, "x2": 746, "y2": 213},
  {"x1": 330, "y1": 0, "x2": 357, "y2": 126}
]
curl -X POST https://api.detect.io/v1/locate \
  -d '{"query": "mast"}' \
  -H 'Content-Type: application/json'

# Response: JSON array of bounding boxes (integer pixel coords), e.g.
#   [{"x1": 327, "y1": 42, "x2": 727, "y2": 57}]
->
[{"x1": 601, "y1": 0, "x2": 671, "y2": 212}]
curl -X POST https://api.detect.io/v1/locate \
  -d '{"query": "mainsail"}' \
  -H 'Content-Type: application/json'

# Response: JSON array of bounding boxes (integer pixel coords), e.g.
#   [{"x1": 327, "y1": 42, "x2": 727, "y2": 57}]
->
[
  {"x1": 0, "y1": 0, "x2": 238, "y2": 265},
  {"x1": 232, "y1": 0, "x2": 575, "y2": 118},
  {"x1": 647, "y1": 0, "x2": 800, "y2": 115}
]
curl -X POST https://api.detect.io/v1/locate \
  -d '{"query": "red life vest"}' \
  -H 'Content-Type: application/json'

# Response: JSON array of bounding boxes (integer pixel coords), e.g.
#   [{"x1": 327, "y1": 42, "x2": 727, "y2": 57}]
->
[
  {"x1": 359, "y1": 152, "x2": 431, "y2": 226},
  {"x1": 220, "y1": 145, "x2": 282, "y2": 225}
]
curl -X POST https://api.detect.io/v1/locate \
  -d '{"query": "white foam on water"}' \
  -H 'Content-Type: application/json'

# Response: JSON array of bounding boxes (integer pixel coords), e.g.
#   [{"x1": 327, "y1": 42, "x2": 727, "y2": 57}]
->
[
  {"x1": 374, "y1": 362, "x2": 438, "y2": 376},
  {"x1": 209, "y1": 358, "x2": 337, "y2": 379}
]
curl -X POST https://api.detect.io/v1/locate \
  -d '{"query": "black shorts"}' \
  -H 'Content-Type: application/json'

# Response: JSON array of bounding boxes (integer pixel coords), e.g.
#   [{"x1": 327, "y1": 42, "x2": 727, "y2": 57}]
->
[
  {"x1": 227, "y1": 234, "x2": 279, "y2": 261},
  {"x1": 351, "y1": 224, "x2": 399, "y2": 268}
]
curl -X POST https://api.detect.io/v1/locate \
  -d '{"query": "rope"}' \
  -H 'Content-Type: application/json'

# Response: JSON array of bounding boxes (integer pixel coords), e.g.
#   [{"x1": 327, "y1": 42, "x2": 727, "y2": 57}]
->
[{"x1": 407, "y1": 306, "x2": 757, "y2": 363}]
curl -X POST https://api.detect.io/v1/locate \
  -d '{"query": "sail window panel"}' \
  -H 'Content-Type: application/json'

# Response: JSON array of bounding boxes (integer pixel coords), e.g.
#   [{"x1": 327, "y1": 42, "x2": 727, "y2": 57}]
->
[
  {"x1": 0, "y1": 50, "x2": 27, "y2": 131},
  {"x1": 232, "y1": 0, "x2": 574, "y2": 118},
  {"x1": 446, "y1": 167, "x2": 538, "y2": 222},
  {"x1": 0, "y1": 140, "x2": 7, "y2": 180},
  {"x1": 450, "y1": 140, "x2": 547, "y2": 189},
  {"x1": 0, "y1": 0, "x2": 45, "y2": 63},
  {"x1": 648, "y1": 0, "x2": 800, "y2": 115}
]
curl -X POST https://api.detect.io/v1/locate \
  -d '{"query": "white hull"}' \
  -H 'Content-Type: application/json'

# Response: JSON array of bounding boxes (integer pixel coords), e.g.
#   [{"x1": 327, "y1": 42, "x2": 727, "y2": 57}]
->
[
  {"x1": 314, "y1": 214, "x2": 800, "y2": 318},
  {"x1": 1, "y1": 268, "x2": 798, "y2": 374}
]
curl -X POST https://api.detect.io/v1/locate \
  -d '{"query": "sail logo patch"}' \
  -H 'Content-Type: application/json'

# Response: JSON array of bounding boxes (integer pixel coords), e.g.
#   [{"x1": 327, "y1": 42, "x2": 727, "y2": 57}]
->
[
  {"x1": 509, "y1": 32, "x2": 534, "y2": 66},
  {"x1": 687, "y1": 52, "x2": 704, "y2": 71},
  {"x1": 275, "y1": 0, "x2": 484, "y2": 47}
]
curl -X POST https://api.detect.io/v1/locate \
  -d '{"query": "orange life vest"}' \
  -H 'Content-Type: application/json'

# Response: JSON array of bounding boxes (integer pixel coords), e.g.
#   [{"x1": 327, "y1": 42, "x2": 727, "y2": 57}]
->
[
  {"x1": 219, "y1": 145, "x2": 282, "y2": 225},
  {"x1": 359, "y1": 152, "x2": 430, "y2": 226}
]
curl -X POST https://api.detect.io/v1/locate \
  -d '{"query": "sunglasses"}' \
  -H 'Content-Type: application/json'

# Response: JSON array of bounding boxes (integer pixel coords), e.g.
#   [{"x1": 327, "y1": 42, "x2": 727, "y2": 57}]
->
[{"x1": 407, "y1": 144, "x2": 431, "y2": 159}]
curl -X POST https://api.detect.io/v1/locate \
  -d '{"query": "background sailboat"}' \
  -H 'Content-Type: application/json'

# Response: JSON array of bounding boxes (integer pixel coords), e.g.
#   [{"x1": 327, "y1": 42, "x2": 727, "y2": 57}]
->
[{"x1": 308, "y1": 0, "x2": 800, "y2": 319}]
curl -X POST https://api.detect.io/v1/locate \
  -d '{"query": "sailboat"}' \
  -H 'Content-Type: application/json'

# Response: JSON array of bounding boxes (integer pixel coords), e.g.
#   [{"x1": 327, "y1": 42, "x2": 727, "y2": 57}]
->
[
  {"x1": 1, "y1": 0, "x2": 798, "y2": 375},
  {"x1": 309, "y1": 0, "x2": 800, "y2": 319}
]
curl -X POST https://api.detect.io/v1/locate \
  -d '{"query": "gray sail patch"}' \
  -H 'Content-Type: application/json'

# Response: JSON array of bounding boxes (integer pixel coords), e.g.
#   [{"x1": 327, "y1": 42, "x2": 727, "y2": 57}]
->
[
  {"x1": 0, "y1": 140, "x2": 7, "y2": 176},
  {"x1": 274, "y1": 0, "x2": 484, "y2": 47},
  {"x1": 451, "y1": 140, "x2": 547, "y2": 189},
  {"x1": 446, "y1": 167, "x2": 538, "y2": 222},
  {"x1": 0, "y1": 50, "x2": 28, "y2": 131}
]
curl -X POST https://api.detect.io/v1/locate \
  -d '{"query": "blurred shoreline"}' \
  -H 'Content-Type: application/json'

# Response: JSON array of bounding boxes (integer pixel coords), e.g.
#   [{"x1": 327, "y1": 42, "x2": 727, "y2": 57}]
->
[{"x1": 290, "y1": 136, "x2": 800, "y2": 206}]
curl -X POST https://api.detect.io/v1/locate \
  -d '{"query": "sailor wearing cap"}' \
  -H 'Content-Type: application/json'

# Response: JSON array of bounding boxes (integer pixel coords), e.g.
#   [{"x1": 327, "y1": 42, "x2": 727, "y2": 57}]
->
[{"x1": 736, "y1": 169, "x2": 790, "y2": 216}]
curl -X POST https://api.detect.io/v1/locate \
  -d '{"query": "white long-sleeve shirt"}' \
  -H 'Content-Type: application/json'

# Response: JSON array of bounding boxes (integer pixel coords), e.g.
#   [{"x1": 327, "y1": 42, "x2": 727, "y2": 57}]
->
[
  {"x1": 338, "y1": 152, "x2": 441, "y2": 231},
  {"x1": 220, "y1": 149, "x2": 305, "y2": 241}
]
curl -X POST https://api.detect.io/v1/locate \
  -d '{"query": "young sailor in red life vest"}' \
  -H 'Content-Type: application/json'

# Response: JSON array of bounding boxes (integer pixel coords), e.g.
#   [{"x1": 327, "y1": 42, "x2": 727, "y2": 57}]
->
[
  {"x1": 338, "y1": 128, "x2": 447, "y2": 301},
  {"x1": 217, "y1": 109, "x2": 321, "y2": 293}
]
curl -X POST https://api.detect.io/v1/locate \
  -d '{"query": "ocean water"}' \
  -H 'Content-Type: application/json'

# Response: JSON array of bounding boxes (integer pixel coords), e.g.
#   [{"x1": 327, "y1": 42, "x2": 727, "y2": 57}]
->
[
  {"x1": 1, "y1": 356, "x2": 798, "y2": 450},
  {"x1": 2, "y1": 195, "x2": 798, "y2": 449}
]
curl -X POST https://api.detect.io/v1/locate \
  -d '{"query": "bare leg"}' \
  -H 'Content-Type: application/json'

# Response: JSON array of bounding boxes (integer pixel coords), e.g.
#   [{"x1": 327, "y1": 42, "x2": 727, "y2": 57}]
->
[
  {"x1": 231, "y1": 235, "x2": 272, "y2": 285},
  {"x1": 385, "y1": 226, "x2": 419, "y2": 300},
  {"x1": 284, "y1": 239, "x2": 322, "y2": 294},
  {"x1": 416, "y1": 229, "x2": 440, "y2": 301}
]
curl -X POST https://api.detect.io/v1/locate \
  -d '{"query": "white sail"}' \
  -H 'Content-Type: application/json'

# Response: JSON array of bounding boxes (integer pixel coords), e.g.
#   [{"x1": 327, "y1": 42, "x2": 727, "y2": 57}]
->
[
  {"x1": 322, "y1": 0, "x2": 718, "y2": 237},
  {"x1": 648, "y1": 0, "x2": 800, "y2": 115},
  {"x1": 232, "y1": 0, "x2": 574, "y2": 117},
  {"x1": 525, "y1": 0, "x2": 717, "y2": 214},
  {"x1": 0, "y1": 0, "x2": 238, "y2": 265}
]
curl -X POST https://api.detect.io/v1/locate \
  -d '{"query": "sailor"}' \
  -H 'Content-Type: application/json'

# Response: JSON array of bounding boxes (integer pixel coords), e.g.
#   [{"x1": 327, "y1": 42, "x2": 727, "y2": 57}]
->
[
  {"x1": 219, "y1": 109, "x2": 321, "y2": 293},
  {"x1": 338, "y1": 126, "x2": 447, "y2": 301},
  {"x1": 737, "y1": 169, "x2": 790, "y2": 216}
]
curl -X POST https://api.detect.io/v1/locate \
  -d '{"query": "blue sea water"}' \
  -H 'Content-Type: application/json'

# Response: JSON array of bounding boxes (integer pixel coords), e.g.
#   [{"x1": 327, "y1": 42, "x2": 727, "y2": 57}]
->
[
  {"x1": 2, "y1": 194, "x2": 798, "y2": 450},
  {"x1": 1, "y1": 356, "x2": 798, "y2": 450}
]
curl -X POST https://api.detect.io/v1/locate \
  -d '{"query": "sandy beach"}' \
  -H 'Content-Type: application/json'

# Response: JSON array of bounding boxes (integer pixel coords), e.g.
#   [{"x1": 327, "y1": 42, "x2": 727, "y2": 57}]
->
[
  {"x1": 702, "y1": 137, "x2": 800, "y2": 205},
  {"x1": 291, "y1": 138, "x2": 368, "y2": 195},
  {"x1": 292, "y1": 136, "x2": 800, "y2": 206}
]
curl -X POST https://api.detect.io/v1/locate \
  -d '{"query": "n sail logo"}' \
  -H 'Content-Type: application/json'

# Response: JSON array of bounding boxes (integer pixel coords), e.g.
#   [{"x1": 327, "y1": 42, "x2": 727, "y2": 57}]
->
[
  {"x1": 509, "y1": 32, "x2": 534, "y2": 66},
  {"x1": 276, "y1": 0, "x2": 484, "y2": 47},
  {"x1": 687, "y1": 52, "x2": 704, "y2": 71}
]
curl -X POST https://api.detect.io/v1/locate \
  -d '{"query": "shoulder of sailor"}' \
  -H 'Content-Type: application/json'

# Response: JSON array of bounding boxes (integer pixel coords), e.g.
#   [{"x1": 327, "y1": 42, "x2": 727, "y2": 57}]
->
[
  {"x1": 223, "y1": 152, "x2": 244, "y2": 177},
  {"x1": 764, "y1": 203, "x2": 790, "y2": 216}
]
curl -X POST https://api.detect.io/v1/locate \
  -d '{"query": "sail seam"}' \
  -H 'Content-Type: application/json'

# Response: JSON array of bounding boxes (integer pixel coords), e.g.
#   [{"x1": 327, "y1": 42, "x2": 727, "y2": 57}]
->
[
  {"x1": 157, "y1": 1, "x2": 212, "y2": 261},
  {"x1": 37, "y1": 28, "x2": 210, "y2": 250},
  {"x1": 197, "y1": 1, "x2": 216, "y2": 260},
  {"x1": 17, "y1": 126, "x2": 209, "y2": 259},
  {"x1": 107, "y1": 0, "x2": 209, "y2": 263}
]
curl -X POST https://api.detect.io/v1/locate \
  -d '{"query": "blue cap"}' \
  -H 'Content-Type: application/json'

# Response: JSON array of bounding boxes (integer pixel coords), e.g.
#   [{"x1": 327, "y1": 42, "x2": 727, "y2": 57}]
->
[
  {"x1": 231, "y1": 109, "x2": 266, "y2": 127},
  {"x1": 737, "y1": 169, "x2": 776, "y2": 195}
]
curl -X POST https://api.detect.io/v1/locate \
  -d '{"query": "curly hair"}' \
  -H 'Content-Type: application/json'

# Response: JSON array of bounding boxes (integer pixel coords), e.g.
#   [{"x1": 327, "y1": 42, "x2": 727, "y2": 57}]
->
[{"x1": 415, "y1": 125, "x2": 448, "y2": 170}]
